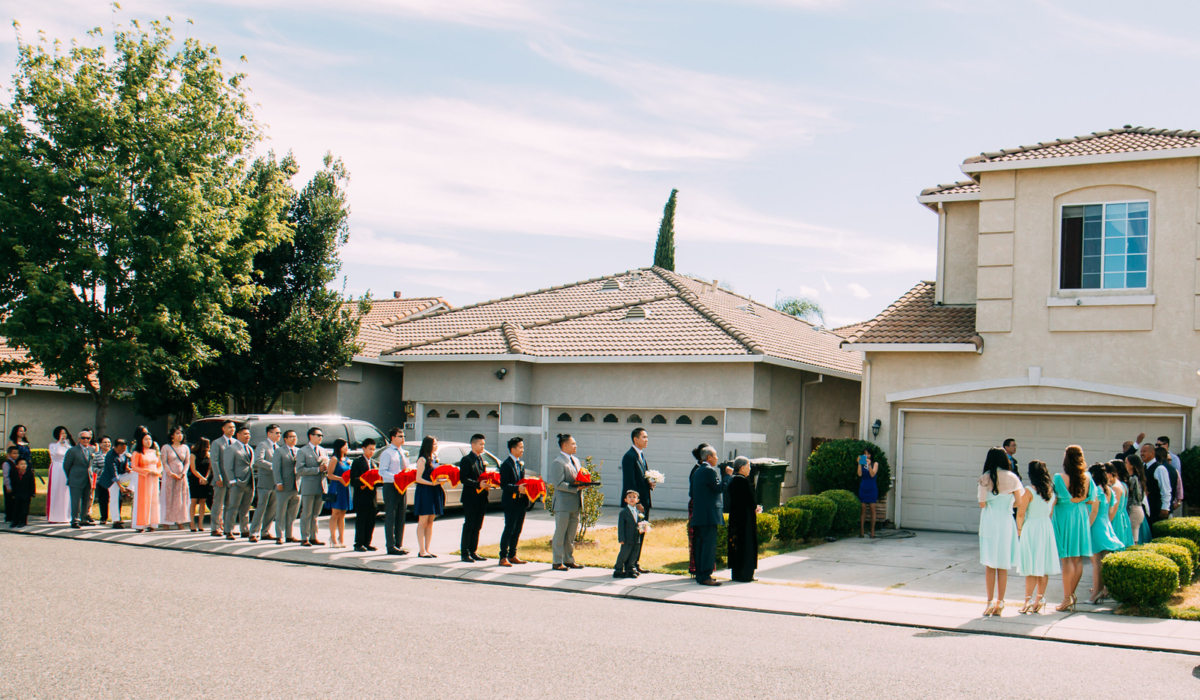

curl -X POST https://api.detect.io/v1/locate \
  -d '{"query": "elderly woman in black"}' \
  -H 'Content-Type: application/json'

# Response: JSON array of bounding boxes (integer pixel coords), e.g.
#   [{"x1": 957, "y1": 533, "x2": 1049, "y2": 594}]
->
[{"x1": 726, "y1": 456, "x2": 760, "y2": 583}]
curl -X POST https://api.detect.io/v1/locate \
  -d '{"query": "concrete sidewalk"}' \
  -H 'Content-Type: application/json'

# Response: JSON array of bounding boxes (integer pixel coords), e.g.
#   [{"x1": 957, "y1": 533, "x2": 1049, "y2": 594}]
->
[{"x1": 7, "y1": 516, "x2": 1200, "y2": 655}]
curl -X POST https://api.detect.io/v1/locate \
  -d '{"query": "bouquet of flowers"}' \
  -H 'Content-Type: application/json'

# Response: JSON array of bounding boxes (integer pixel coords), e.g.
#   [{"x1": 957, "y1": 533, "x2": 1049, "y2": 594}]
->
[
  {"x1": 393, "y1": 470, "x2": 417, "y2": 493},
  {"x1": 637, "y1": 520, "x2": 651, "y2": 534},
  {"x1": 644, "y1": 469, "x2": 665, "y2": 485}
]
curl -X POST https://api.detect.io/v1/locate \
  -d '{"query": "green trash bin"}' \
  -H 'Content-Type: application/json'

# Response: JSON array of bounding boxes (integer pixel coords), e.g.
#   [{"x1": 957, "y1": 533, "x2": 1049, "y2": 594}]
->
[{"x1": 750, "y1": 458, "x2": 789, "y2": 511}]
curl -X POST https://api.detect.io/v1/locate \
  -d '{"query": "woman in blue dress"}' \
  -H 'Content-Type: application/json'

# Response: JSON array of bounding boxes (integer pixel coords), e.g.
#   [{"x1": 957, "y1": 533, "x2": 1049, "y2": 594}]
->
[
  {"x1": 1108, "y1": 461, "x2": 1134, "y2": 549},
  {"x1": 1052, "y1": 445, "x2": 1096, "y2": 612},
  {"x1": 325, "y1": 439, "x2": 352, "y2": 548},
  {"x1": 858, "y1": 448, "x2": 879, "y2": 538},
  {"x1": 978, "y1": 447, "x2": 1024, "y2": 617},
  {"x1": 1087, "y1": 462, "x2": 1126, "y2": 604},
  {"x1": 412, "y1": 436, "x2": 444, "y2": 559},
  {"x1": 1016, "y1": 460, "x2": 1059, "y2": 614}
]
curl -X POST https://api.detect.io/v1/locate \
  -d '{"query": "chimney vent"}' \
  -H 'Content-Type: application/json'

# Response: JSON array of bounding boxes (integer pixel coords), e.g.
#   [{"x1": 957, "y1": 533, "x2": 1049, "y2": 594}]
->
[{"x1": 393, "y1": 291, "x2": 402, "y2": 298}]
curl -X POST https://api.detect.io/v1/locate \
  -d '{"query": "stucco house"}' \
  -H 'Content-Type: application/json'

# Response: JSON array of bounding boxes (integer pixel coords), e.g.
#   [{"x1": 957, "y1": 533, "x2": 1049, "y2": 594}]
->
[
  {"x1": 358, "y1": 267, "x2": 862, "y2": 509},
  {"x1": 844, "y1": 126, "x2": 1200, "y2": 532}
]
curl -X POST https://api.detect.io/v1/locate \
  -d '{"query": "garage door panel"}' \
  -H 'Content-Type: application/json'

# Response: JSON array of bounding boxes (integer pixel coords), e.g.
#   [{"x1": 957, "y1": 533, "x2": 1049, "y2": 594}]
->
[{"x1": 423, "y1": 404, "x2": 499, "y2": 455}]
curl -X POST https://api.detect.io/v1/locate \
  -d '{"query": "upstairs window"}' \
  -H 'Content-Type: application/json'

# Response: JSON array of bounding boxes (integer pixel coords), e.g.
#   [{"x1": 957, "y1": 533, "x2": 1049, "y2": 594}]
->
[{"x1": 1060, "y1": 201, "x2": 1148, "y2": 290}]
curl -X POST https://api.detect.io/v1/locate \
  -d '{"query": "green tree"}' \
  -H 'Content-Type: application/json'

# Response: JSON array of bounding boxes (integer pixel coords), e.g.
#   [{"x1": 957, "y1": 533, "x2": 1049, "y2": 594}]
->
[
  {"x1": 653, "y1": 188, "x2": 677, "y2": 271},
  {"x1": 0, "y1": 20, "x2": 286, "y2": 436},
  {"x1": 775, "y1": 296, "x2": 824, "y2": 323}
]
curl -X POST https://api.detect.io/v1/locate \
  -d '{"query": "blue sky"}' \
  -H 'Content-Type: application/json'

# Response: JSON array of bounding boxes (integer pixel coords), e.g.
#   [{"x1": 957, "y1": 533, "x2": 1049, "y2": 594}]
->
[{"x1": 5, "y1": 1, "x2": 1200, "y2": 326}]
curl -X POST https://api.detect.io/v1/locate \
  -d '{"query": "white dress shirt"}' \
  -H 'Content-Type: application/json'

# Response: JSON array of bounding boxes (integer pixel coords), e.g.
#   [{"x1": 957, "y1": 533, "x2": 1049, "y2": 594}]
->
[{"x1": 378, "y1": 444, "x2": 409, "y2": 481}]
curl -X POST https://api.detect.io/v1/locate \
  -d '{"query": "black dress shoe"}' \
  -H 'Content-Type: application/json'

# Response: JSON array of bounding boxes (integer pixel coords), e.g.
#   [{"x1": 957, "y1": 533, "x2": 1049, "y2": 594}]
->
[
  {"x1": 388, "y1": 548, "x2": 404, "y2": 556},
  {"x1": 354, "y1": 545, "x2": 367, "y2": 552},
  {"x1": 366, "y1": 545, "x2": 378, "y2": 552},
  {"x1": 635, "y1": 565, "x2": 649, "y2": 574},
  {"x1": 628, "y1": 571, "x2": 640, "y2": 578},
  {"x1": 286, "y1": 538, "x2": 300, "y2": 543},
  {"x1": 71, "y1": 523, "x2": 81, "y2": 529},
  {"x1": 84, "y1": 520, "x2": 97, "y2": 526},
  {"x1": 301, "y1": 540, "x2": 312, "y2": 547},
  {"x1": 565, "y1": 563, "x2": 584, "y2": 569},
  {"x1": 471, "y1": 554, "x2": 486, "y2": 562},
  {"x1": 552, "y1": 564, "x2": 568, "y2": 571},
  {"x1": 275, "y1": 538, "x2": 284, "y2": 545},
  {"x1": 613, "y1": 571, "x2": 629, "y2": 579},
  {"x1": 698, "y1": 579, "x2": 722, "y2": 587},
  {"x1": 461, "y1": 557, "x2": 474, "y2": 563}
]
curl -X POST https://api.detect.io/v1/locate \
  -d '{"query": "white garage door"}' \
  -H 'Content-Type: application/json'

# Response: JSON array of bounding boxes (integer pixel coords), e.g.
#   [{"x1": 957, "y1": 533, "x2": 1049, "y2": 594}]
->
[
  {"x1": 551, "y1": 408, "x2": 723, "y2": 511},
  {"x1": 900, "y1": 411, "x2": 1185, "y2": 532},
  {"x1": 423, "y1": 404, "x2": 500, "y2": 453}
]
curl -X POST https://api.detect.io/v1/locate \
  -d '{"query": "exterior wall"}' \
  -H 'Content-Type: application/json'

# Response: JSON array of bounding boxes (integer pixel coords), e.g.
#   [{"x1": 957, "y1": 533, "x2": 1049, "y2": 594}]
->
[
  {"x1": 794, "y1": 374, "x2": 861, "y2": 498},
  {"x1": 297, "y1": 362, "x2": 406, "y2": 431},
  {"x1": 941, "y1": 201, "x2": 980, "y2": 305},
  {"x1": 1, "y1": 387, "x2": 166, "y2": 446}
]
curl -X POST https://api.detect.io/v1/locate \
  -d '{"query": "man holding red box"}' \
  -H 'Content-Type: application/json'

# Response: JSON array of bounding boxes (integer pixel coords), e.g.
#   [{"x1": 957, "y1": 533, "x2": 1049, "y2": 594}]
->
[{"x1": 458, "y1": 434, "x2": 493, "y2": 562}]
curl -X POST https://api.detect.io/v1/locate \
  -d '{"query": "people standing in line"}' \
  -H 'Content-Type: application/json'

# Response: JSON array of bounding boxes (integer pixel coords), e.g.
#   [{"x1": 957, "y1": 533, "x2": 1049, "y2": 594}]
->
[
  {"x1": 858, "y1": 448, "x2": 879, "y2": 538},
  {"x1": 498, "y1": 436, "x2": 529, "y2": 567},
  {"x1": 271, "y1": 430, "x2": 301, "y2": 544},
  {"x1": 296, "y1": 427, "x2": 329, "y2": 547},
  {"x1": 223, "y1": 426, "x2": 256, "y2": 541},
  {"x1": 613, "y1": 490, "x2": 643, "y2": 579},
  {"x1": 412, "y1": 435, "x2": 443, "y2": 558},
  {"x1": 130, "y1": 432, "x2": 162, "y2": 533},
  {"x1": 1016, "y1": 460, "x2": 1059, "y2": 614},
  {"x1": 7, "y1": 457, "x2": 35, "y2": 527},
  {"x1": 350, "y1": 438, "x2": 379, "y2": 552},
  {"x1": 726, "y1": 456, "x2": 760, "y2": 583},
  {"x1": 159, "y1": 427, "x2": 191, "y2": 530},
  {"x1": 46, "y1": 426, "x2": 74, "y2": 524},
  {"x1": 90, "y1": 437, "x2": 112, "y2": 524},
  {"x1": 188, "y1": 438, "x2": 212, "y2": 532},
  {"x1": 63, "y1": 429, "x2": 97, "y2": 528},
  {"x1": 250, "y1": 424, "x2": 281, "y2": 543},
  {"x1": 3, "y1": 446, "x2": 19, "y2": 525},
  {"x1": 1086, "y1": 462, "x2": 1125, "y2": 604},
  {"x1": 1108, "y1": 461, "x2": 1134, "y2": 549},
  {"x1": 550, "y1": 434, "x2": 584, "y2": 571},
  {"x1": 377, "y1": 428, "x2": 410, "y2": 556},
  {"x1": 209, "y1": 420, "x2": 237, "y2": 537},
  {"x1": 685, "y1": 443, "x2": 712, "y2": 577},
  {"x1": 978, "y1": 447, "x2": 1024, "y2": 617},
  {"x1": 1123, "y1": 454, "x2": 1148, "y2": 544},
  {"x1": 1051, "y1": 445, "x2": 1095, "y2": 612},
  {"x1": 621, "y1": 428, "x2": 654, "y2": 575},
  {"x1": 1141, "y1": 443, "x2": 1175, "y2": 524},
  {"x1": 325, "y1": 438, "x2": 351, "y2": 548},
  {"x1": 690, "y1": 444, "x2": 733, "y2": 587},
  {"x1": 458, "y1": 433, "x2": 493, "y2": 563}
]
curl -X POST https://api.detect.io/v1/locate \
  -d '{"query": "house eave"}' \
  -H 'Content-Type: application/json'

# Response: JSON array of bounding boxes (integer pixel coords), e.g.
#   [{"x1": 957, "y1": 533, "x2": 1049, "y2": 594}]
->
[
  {"x1": 840, "y1": 342, "x2": 982, "y2": 354},
  {"x1": 961, "y1": 146, "x2": 1200, "y2": 174}
]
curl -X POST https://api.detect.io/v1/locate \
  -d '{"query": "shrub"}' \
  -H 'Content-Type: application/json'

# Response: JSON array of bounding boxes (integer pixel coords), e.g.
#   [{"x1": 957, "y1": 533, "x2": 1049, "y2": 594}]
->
[
  {"x1": 770, "y1": 507, "x2": 812, "y2": 541},
  {"x1": 756, "y1": 512, "x2": 779, "y2": 549},
  {"x1": 30, "y1": 448, "x2": 49, "y2": 472},
  {"x1": 805, "y1": 439, "x2": 891, "y2": 498},
  {"x1": 1152, "y1": 537, "x2": 1200, "y2": 573},
  {"x1": 1181, "y1": 446, "x2": 1200, "y2": 508},
  {"x1": 716, "y1": 513, "x2": 729, "y2": 562},
  {"x1": 1151, "y1": 517, "x2": 1200, "y2": 549},
  {"x1": 1105, "y1": 550, "x2": 1180, "y2": 608},
  {"x1": 787, "y1": 495, "x2": 836, "y2": 538},
  {"x1": 822, "y1": 489, "x2": 861, "y2": 533},
  {"x1": 1135, "y1": 543, "x2": 1194, "y2": 585}
]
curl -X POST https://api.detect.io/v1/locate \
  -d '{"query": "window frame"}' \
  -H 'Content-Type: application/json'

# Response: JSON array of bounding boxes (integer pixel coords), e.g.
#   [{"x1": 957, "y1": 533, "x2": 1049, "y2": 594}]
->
[{"x1": 1056, "y1": 198, "x2": 1151, "y2": 295}]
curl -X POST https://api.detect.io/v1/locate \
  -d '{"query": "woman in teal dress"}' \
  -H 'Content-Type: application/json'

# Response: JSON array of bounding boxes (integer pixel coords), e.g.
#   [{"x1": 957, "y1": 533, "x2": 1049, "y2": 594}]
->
[
  {"x1": 1052, "y1": 445, "x2": 1096, "y2": 612},
  {"x1": 1087, "y1": 462, "x2": 1125, "y2": 604},
  {"x1": 1016, "y1": 460, "x2": 1059, "y2": 614},
  {"x1": 978, "y1": 447, "x2": 1024, "y2": 617},
  {"x1": 1108, "y1": 461, "x2": 1134, "y2": 548}
]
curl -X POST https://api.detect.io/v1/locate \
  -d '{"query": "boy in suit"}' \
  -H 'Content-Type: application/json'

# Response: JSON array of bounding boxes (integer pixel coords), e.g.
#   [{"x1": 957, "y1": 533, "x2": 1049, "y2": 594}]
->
[{"x1": 614, "y1": 490, "x2": 643, "y2": 579}]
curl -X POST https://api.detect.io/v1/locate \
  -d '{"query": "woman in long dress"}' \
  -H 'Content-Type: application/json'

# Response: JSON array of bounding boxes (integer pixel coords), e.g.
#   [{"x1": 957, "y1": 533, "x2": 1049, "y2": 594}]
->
[
  {"x1": 46, "y1": 426, "x2": 74, "y2": 524},
  {"x1": 130, "y1": 432, "x2": 162, "y2": 532},
  {"x1": 978, "y1": 447, "x2": 1024, "y2": 617},
  {"x1": 725, "y1": 456, "x2": 759, "y2": 583},
  {"x1": 1016, "y1": 460, "x2": 1059, "y2": 614},
  {"x1": 159, "y1": 427, "x2": 191, "y2": 530}
]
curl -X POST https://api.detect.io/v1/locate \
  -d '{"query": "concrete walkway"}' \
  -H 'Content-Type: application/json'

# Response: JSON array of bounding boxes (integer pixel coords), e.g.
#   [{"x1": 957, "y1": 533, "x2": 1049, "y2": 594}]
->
[{"x1": 7, "y1": 512, "x2": 1200, "y2": 655}]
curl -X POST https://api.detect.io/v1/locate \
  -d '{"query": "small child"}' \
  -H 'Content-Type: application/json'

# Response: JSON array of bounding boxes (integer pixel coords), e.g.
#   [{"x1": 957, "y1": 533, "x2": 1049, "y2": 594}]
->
[
  {"x1": 3, "y1": 445, "x2": 19, "y2": 525},
  {"x1": 614, "y1": 490, "x2": 643, "y2": 579},
  {"x1": 9, "y1": 457, "x2": 35, "y2": 527}
]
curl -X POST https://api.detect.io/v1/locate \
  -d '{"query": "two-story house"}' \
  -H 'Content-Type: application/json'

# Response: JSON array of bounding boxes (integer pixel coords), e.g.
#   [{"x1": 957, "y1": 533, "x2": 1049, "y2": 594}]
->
[{"x1": 844, "y1": 126, "x2": 1200, "y2": 532}]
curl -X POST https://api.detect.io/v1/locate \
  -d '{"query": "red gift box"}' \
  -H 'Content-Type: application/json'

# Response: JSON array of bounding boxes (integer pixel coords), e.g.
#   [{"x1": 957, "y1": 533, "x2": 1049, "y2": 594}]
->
[
  {"x1": 574, "y1": 469, "x2": 592, "y2": 484},
  {"x1": 429, "y1": 464, "x2": 460, "y2": 487},
  {"x1": 478, "y1": 472, "x2": 501, "y2": 488},
  {"x1": 393, "y1": 470, "x2": 417, "y2": 494},
  {"x1": 336, "y1": 469, "x2": 353, "y2": 486},
  {"x1": 359, "y1": 469, "x2": 382, "y2": 490},
  {"x1": 518, "y1": 477, "x2": 546, "y2": 502}
]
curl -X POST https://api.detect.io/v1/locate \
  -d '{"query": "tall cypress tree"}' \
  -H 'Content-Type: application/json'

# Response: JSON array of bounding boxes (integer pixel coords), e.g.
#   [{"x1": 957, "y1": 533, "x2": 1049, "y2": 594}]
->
[{"x1": 653, "y1": 188, "x2": 678, "y2": 271}]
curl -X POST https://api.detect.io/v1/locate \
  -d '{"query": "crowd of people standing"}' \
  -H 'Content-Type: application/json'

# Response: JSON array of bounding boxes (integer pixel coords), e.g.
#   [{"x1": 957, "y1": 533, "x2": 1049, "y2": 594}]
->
[{"x1": 977, "y1": 433, "x2": 1185, "y2": 616}]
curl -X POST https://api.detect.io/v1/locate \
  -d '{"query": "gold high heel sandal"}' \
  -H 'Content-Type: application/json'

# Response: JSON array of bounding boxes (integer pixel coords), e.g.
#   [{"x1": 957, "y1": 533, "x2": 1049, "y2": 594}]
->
[
  {"x1": 1018, "y1": 596, "x2": 1034, "y2": 614},
  {"x1": 1055, "y1": 594, "x2": 1075, "y2": 613},
  {"x1": 994, "y1": 600, "x2": 1005, "y2": 616},
  {"x1": 1032, "y1": 596, "x2": 1046, "y2": 613},
  {"x1": 983, "y1": 600, "x2": 996, "y2": 617}
]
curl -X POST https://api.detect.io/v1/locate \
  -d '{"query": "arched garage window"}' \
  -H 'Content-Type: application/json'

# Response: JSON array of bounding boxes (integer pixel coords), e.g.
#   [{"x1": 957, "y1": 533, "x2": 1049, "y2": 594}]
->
[
  {"x1": 487, "y1": 410, "x2": 499, "y2": 418},
  {"x1": 627, "y1": 414, "x2": 642, "y2": 424},
  {"x1": 446, "y1": 410, "x2": 460, "y2": 419},
  {"x1": 426, "y1": 409, "x2": 440, "y2": 418},
  {"x1": 557, "y1": 413, "x2": 572, "y2": 422},
  {"x1": 676, "y1": 415, "x2": 692, "y2": 425},
  {"x1": 603, "y1": 414, "x2": 619, "y2": 423},
  {"x1": 651, "y1": 415, "x2": 667, "y2": 424},
  {"x1": 702, "y1": 415, "x2": 718, "y2": 425},
  {"x1": 579, "y1": 413, "x2": 595, "y2": 423},
  {"x1": 466, "y1": 410, "x2": 480, "y2": 419}
]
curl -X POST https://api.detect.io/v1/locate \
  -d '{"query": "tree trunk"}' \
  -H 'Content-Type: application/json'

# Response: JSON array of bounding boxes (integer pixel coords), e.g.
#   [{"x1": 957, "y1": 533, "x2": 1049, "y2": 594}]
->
[{"x1": 94, "y1": 391, "x2": 111, "y2": 439}]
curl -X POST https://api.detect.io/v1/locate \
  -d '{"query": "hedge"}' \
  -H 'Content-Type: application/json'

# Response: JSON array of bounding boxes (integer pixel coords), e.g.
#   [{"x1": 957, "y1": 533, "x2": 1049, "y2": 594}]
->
[
  {"x1": 1151, "y1": 517, "x2": 1200, "y2": 549},
  {"x1": 770, "y1": 507, "x2": 812, "y2": 541},
  {"x1": 806, "y1": 439, "x2": 891, "y2": 498},
  {"x1": 1104, "y1": 550, "x2": 1180, "y2": 608},
  {"x1": 1151, "y1": 536, "x2": 1200, "y2": 573},
  {"x1": 822, "y1": 489, "x2": 861, "y2": 533},
  {"x1": 1181, "y1": 446, "x2": 1200, "y2": 508},
  {"x1": 717, "y1": 512, "x2": 782, "y2": 561},
  {"x1": 30, "y1": 448, "x2": 49, "y2": 472},
  {"x1": 786, "y1": 495, "x2": 836, "y2": 538},
  {"x1": 1132, "y1": 543, "x2": 1194, "y2": 585}
]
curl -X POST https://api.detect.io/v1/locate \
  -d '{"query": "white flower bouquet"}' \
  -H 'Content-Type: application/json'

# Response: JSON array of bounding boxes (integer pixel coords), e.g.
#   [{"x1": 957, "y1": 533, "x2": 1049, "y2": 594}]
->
[
  {"x1": 644, "y1": 469, "x2": 665, "y2": 484},
  {"x1": 637, "y1": 520, "x2": 651, "y2": 534}
]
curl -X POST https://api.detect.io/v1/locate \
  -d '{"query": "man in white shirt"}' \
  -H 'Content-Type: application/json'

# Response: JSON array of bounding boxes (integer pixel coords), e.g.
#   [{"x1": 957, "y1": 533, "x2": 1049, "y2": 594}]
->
[
  {"x1": 1134, "y1": 433, "x2": 1183, "y2": 512},
  {"x1": 377, "y1": 428, "x2": 410, "y2": 556}
]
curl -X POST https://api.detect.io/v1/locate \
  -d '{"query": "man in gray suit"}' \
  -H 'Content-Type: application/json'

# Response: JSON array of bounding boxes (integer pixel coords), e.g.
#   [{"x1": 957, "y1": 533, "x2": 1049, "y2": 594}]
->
[
  {"x1": 248, "y1": 424, "x2": 281, "y2": 542},
  {"x1": 209, "y1": 420, "x2": 237, "y2": 536},
  {"x1": 271, "y1": 429, "x2": 301, "y2": 544},
  {"x1": 223, "y1": 425, "x2": 256, "y2": 540},
  {"x1": 549, "y1": 434, "x2": 584, "y2": 571},
  {"x1": 63, "y1": 429, "x2": 97, "y2": 528},
  {"x1": 295, "y1": 426, "x2": 329, "y2": 546}
]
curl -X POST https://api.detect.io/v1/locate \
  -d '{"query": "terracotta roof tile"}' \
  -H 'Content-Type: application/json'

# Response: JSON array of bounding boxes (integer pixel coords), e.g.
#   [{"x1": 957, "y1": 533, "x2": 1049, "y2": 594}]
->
[
  {"x1": 846, "y1": 282, "x2": 978, "y2": 345},
  {"x1": 0, "y1": 340, "x2": 73, "y2": 388},
  {"x1": 919, "y1": 180, "x2": 980, "y2": 197},
  {"x1": 830, "y1": 322, "x2": 868, "y2": 339},
  {"x1": 964, "y1": 126, "x2": 1200, "y2": 165}
]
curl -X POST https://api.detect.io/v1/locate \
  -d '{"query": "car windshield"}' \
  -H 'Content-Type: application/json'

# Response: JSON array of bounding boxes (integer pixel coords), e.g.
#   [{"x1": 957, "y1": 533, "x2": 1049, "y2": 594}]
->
[
  {"x1": 481, "y1": 451, "x2": 500, "y2": 470},
  {"x1": 186, "y1": 420, "x2": 235, "y2": 445}
]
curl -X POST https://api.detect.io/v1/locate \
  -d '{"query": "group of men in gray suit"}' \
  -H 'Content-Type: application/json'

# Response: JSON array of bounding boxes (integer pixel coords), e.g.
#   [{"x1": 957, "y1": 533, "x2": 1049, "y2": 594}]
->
[
  {"x1": 548, "y1": 433, "x2": 586, "y2": 571},
  {"x1": 61, "y1": 429, "x2": 97, "y2": 528}
]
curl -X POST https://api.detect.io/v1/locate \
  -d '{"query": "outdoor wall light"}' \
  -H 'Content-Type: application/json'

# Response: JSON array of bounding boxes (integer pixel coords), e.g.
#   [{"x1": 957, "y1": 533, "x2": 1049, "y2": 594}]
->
[
  {"x1": 871, "y1": 419, "x2": 881, "y2": 438},
  {"x1": 494, "y1": 367, "x2": 508, "y2": 380}
]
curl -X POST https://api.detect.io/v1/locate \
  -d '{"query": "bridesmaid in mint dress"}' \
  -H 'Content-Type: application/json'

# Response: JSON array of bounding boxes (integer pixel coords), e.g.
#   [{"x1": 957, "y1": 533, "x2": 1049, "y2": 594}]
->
[
  {"x1": 1051, "y1": 445, "x2": 1096, "y2": 612},
  {"x1": 1016, "y1": 461, "x2": 1059, "y2": 614},
  {"x1": 1087, "y1": 463, "x2": 1125, "y2": 604},
  {"x1": 1107, "y1": 461, "x2": 1134, "y2": 549},
  {"x1": 978, "y1": 447, "x2": 1024, "y2": 617}
]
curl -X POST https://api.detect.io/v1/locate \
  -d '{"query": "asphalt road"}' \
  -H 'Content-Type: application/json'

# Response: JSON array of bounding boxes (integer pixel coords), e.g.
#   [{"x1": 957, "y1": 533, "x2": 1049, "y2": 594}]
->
[{"x1": 2, "y1": 534, "x2": 1198, "y2": 700}]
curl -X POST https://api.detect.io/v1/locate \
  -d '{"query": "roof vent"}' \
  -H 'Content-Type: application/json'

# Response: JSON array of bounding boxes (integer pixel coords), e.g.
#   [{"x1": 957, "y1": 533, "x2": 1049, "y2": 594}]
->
[
  {"x1": 600, "y1": 279, "x2": 622, "y2": 292},
  {"x1": 624, "y1": 306, "x2": 648, "y2": 321},
  {"x1": 736, "y1": 303, "x2": 758, "y2": 316}
]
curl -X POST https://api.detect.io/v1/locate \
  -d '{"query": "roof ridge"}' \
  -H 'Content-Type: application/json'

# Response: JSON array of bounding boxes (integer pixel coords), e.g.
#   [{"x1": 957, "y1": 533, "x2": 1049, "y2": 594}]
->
[
  {"x1": 963, "y1": 126, "x2": 1200, "y2": 164},
  {"x1": 653, "y1": 268, "x2": 764, "y2": 355},
  {"x1": 380, "y1": 323, "x2": 505, "y2": 355},
  {"x1": 846, "y1": 280, "x2": 933, "y2": 344},
  {"x1": 379, "y1": 268, "x2": 655, "y2": 328},
  {"x1": 520, "y1": 293, "x2": 678, "y2": 331},
  {"x1": 666, "y1": 270, "x2": 817, "y2": 328},
  {"x1": 500, "y1": 321, "x2": 524, "y2": 355},
  {"x1": 360, "y1": 298, "x2": 447, "y2": 328}
]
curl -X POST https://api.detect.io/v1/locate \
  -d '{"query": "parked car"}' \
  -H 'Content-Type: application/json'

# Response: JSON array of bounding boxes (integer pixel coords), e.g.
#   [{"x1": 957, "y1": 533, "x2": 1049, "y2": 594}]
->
[
  {"x1": 185, "y1": 414, "x2": 389, "y2": 460},
  {"x1": 373, "y1": 440, "x2": 505, "y2": 513}
]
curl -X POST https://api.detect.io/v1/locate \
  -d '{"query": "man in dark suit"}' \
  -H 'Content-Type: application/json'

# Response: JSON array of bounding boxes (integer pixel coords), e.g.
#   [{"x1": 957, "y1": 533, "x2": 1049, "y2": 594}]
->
[
  {"x1": 498, "y1": 436, "x2": 529, "y2": 567},
  {"x1": 689, "y1": 444, "x2": 732, "y2": 586},
  {"x1": 458, "y1": 433, "x2": 493, "y2": 562},
  {"x1": 351, "y1": 438, "x2": 379, "y2": 552},
  {"x1": 621, "y1": 428, "x2": 654, "y2": 574},
  {"x1": 63, "y1": 429, "x2": 97, "y2": 528}
]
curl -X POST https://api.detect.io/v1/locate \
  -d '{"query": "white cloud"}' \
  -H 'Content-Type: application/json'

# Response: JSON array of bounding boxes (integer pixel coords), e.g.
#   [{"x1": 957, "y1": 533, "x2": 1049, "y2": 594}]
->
[
  {"x1": 799, "y1": 285, "x2": 820, "y2": 298},
  {"x1": 340, "y1": 229, "x2": 500, "y2": 272},
  {"x1": 847, "y1": 283, "x2": 870, "y2": 298},
  {"x1": 822, "y1": 276, "x2": 834, "y2": 293}
]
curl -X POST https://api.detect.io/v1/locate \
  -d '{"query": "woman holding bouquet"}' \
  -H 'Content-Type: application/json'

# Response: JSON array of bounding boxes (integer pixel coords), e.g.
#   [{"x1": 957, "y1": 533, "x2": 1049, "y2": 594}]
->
[
  {"x1": 726, "y1": 456, "x2": 760, "y2": 582},
  {"x1": 412, "y1": 436, "x2": 443, "y2": 558}
]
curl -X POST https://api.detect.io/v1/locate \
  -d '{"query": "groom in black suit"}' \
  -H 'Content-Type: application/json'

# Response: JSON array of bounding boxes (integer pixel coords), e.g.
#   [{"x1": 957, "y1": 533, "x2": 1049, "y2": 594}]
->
[
  {"x1": 621, "y1": 427, "x2": 654, "y2": 574},
  {"x1": 498, "y1": 436, "x2": 529, "y2": 567}
]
